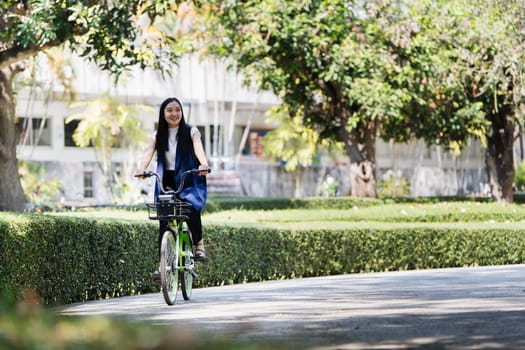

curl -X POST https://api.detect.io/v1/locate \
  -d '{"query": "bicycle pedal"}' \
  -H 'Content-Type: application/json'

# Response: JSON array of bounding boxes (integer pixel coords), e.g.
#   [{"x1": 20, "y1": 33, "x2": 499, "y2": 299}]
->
[
  {"x1": 190, "y1": 270, "x2": 200, "y2": 279},
  {"x1": 151, "y1": 271, "x2": 161, "y2": 284}
]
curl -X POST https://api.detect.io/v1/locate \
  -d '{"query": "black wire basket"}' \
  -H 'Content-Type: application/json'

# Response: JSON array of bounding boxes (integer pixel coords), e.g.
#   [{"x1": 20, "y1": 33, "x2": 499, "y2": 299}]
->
[{"x1": 146, "y1": 200, "x2": 191, "y2": 220}]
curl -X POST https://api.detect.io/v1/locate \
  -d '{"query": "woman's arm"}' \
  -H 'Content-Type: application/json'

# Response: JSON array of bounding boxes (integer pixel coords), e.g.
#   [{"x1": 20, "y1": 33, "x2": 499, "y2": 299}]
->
[
  {"x1": 192, "y1": 131, "x2": 209, "y2": 175},
  {"x1": 135, "y1": 137, "x2": 156, "y2": 177}
]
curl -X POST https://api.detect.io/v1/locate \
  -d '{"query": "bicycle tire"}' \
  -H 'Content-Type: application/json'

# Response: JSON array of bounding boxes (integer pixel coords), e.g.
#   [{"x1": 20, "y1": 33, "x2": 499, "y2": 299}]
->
[
  {"x1": 180, "y1": 237, "x2": 193, "y2": 301},
  {"x1": 160, "y1": 230, "x2": 179, "y2": 305}
]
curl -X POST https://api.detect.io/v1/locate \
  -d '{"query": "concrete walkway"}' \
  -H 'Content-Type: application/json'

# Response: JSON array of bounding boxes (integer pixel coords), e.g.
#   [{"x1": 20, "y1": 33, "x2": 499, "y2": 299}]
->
[{"x1": 60, "y1": 265, "x2": 525, "y2": 349}]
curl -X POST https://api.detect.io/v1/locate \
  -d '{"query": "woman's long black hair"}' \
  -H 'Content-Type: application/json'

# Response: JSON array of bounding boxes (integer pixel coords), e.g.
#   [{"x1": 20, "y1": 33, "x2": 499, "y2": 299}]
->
[{"x1": 155, "y1": 97, "x2": 193, "y2": 157}]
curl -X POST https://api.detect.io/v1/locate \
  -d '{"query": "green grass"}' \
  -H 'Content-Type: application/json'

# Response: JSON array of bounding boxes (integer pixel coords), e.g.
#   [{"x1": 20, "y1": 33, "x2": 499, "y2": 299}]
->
[
  {"x1": 204, "y1": 201, "x2": 525, "y2": 225},
  {"x1": 47, "y1": 201, "x2": 525, "y2": 231},
  {"x1": 52, "y1": 201, "x2": 525, "y2": 223}
]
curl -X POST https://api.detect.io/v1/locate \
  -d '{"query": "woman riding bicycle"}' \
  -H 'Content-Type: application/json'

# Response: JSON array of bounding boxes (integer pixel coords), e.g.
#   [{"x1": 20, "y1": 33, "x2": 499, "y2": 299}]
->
[{"x1": 135, "y1": 97, "x2": 210, "y2": 268}]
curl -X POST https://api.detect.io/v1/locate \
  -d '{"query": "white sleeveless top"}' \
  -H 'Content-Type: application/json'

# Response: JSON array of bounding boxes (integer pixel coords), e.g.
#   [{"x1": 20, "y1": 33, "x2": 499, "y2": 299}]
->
[{"x1": 164, "y1": 126, "x2": 200, "y2": 170}]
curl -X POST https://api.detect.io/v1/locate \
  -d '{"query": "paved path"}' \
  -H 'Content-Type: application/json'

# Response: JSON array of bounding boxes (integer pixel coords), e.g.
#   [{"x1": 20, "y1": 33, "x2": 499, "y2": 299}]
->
[{"x1": 61, "y1": 265, "x2": 525, "y2": 349}]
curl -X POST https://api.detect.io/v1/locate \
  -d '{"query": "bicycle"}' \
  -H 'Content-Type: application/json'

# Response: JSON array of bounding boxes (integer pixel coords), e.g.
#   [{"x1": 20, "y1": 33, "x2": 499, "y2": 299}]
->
[{"x1": 135, "y1": 168, "x2": 210, "y2": 305}]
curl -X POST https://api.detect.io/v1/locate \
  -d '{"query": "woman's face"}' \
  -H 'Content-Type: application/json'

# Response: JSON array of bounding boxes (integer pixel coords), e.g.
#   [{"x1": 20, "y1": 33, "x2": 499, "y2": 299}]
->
[{"x1": 164, "y1": 100, "x2": 183, "y2": 128}]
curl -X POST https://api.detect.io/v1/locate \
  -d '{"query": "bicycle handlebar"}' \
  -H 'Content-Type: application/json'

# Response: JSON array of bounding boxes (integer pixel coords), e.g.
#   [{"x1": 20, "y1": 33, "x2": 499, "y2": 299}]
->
[{"x1": 134, "y1": 168, "x2": 211, "y2": 196}]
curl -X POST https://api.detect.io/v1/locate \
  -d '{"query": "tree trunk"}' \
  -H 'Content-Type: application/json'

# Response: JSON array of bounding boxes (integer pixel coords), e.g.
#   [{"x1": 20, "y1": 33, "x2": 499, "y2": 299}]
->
[
  {"x1": 341, "y1": 119, "x2": 377, "y2": 198},
  {"x1": 0, "y1": 65, "x2": 27, "y2": 211},
  {"x1": 293, "y1": 167, "x2": 304, "y2": 198},
  {"x1": 349, "y1": 160, "x2": 376, "y2": 197},
  {"x1": 485, "y1": 105, "x2": 515, "y2": 203}
]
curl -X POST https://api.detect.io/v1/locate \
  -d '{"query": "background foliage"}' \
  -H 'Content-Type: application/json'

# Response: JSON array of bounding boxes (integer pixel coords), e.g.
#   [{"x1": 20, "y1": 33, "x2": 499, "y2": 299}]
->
[
  {"x1": 194, "y1": 0, "x2": 525, "y2": 202},
  {"x1": 515, "y1": 160, "x2": 525, "y2": 192},
  {"x1": 19, "y1": 161, "x2": 64, "y2": 211}
]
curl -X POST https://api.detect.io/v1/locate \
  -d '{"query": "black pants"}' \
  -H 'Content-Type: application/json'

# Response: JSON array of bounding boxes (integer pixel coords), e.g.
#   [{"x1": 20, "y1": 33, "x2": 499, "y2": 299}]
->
[{"x1": 158, "y1": 170, "x2": 203, "y2": 259}]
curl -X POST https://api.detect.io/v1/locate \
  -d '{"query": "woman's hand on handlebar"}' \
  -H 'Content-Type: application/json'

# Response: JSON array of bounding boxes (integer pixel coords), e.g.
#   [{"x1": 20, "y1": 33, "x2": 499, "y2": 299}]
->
[
  {"x1": 197, "y1": 165, "x2": 210, "y2": 176},
  {"x1": 134, "y1": 169, "x2": 150, "y2": 179}
]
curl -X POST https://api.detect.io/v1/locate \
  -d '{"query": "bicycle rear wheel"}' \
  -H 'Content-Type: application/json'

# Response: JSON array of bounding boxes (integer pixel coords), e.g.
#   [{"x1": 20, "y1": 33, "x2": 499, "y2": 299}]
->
[
  {"x1": 180, "y1": 237, "x2": 194, "y2": 300},
  {"x1": 160, "y1": 230, "x2": 179, "y2": 305}
]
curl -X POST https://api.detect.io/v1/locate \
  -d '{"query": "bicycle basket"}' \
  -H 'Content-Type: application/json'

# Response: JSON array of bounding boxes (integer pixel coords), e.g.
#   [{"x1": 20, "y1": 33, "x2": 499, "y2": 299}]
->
[{"x1": 146, "y1": 200, "x2": 192, "y2": 220}]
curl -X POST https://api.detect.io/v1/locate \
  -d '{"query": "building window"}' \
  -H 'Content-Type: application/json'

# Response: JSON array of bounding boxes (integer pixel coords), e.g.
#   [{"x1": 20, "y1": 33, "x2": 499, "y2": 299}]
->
[
  {"x1": 64, "y1": 119, "x2": 80, "y2": 147},
  {"x1": 243, "y1": 129, "x2": 269, "y2": 158},
  {"x1": 83, "y1": 171, "x2": 94, "y2": 198},
  {"x1": 17, "y1": 117, "x2": 52, "y2": 146}
]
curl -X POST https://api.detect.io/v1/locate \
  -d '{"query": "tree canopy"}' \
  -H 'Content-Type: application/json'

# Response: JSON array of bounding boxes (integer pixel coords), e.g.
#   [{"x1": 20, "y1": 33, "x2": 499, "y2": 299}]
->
[
  {"x1": 197, "y1": 0, "x2": 525, "y2": 201},
  {"x1": 2, "y1": 0, "x2": 524, "y2": 209},
  {"x1": 0, "y1": 0, "x2": 189, "y2": 211},
  {"x1": 0, "y1": 0, "x2": 189, "y2": 74}
]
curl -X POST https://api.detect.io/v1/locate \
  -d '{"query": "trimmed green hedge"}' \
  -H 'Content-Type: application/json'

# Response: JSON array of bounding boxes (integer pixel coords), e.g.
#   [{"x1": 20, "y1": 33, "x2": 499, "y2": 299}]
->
[
  {"x1": 204, "y1": 195, "x2": 384, "y2": 212},
  {"x1": 1, "y1": 214, "x2": 158, "y2": 305},
  {"x1": 197, "y1": 224, "x2": 525, "y2": 286},
  {"x1": 2, "y1": 210, "x2": 524, "y2": 305}
]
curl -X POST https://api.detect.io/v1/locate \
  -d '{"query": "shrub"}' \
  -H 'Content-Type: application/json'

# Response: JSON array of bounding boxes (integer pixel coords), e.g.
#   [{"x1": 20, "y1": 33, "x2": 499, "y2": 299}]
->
[
  {"x1": 2, "y1": 200, "x2": 524, "y2": 305},
  {"x1": 377, "y1": 169, "x2": 410, "y2": 198},
  {"x1": 196, "y1": 224, "x2": 525, "y2": 287},
  {"x1": 1, "y1": 213, "x2": 158, "y2": 305},
  {"x1": 19, "y1": 161, "x2": 64, "y2": 211},
  {"x1": 515, "y1": 160, "x2": 525, "y2": 192}
]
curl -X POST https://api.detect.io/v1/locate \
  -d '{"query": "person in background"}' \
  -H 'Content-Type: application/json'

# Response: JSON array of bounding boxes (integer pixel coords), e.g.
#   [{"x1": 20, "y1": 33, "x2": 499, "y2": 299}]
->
[{"x1": 135, "y1": 97, "x2": 210, "y2": 274}]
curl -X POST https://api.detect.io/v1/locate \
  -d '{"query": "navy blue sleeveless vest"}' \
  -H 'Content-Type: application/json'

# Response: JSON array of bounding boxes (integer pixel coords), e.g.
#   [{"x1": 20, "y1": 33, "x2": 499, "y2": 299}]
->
[{"x1": 154, "y1": 124, "x2": 207, "y2": 212}]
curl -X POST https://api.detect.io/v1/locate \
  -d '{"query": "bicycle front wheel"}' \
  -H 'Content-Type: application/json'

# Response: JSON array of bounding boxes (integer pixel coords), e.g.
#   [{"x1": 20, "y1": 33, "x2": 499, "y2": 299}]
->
[
  {"x1": 160, "y1": 230, "x2": 179, "y2": 305},
  {"x1": 180, "y1": 237, "x2": 193, "y2": 300}
]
